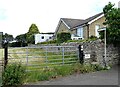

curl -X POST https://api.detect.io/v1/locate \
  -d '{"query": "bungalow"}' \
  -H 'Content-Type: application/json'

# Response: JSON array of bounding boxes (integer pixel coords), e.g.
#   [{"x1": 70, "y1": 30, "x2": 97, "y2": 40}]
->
[
  {"x1": 35, "y1": 33, "x2": 54, "y2": 44},
  {"x1": 55, "y1": 12, "x2": 105, "y2": 40}
]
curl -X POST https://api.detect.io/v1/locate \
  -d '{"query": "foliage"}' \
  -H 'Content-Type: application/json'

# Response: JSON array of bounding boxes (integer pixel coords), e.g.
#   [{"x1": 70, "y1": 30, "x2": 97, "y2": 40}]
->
[
  {"x1": 2, "y1": 63, "x2": 26, "y2": 86},
  {"x1": 38, "y1": 40, "x2": 57, "y2": 44},
  {"x1": 102, "y1": 2, "x2": 120, "y2": 45},
  {"x1": 26, "y1": 70, "x2": 57, "y2": 82},
  {"x1": 3, "y1": 33, "x2": 14, "y2": 42},
  {"x1": 67, "y1": 38, "x2": 97, "y2": 43},
  {"x1": 15, "y1": 34, "x2": 27, "y2": 42},
  {"x1": 26, "y1": 34, "x2": 35, "y2": 44},
  {"x1": 89, "y1": 35, "x2": 97, "y2": 40},
  {"x1": 26, "y1": 63, "x2": 106, "y2": 83},
  {"x1": 27, "y1": 24, "x2": 40, "y2": 35},
  {"x1": 26, "y1": 24, "x2": 40, "y2": 44},
  {"x1": 0, "y1": 32, "x2": 3, "y2": 44},
  {"x1": 9, "y1": 41, "x2": 28, "y2": 47},
  {"x1": 57, "y1": 32, "x2": 71, "y2": 43},
  {"x1": 11, "y1": 34, "x2": 28, "y2": 47},
  {"x1": 54, "y1": 65, "x2": 73, "y2": 76}
]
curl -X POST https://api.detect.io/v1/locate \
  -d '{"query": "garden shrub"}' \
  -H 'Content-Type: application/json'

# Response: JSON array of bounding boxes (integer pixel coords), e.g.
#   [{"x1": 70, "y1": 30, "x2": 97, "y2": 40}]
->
[
  {"x1": 2, "y1": 63, "x2": 26, "y2": 86},
  {"x1": 39, "y1": 40, "x2": 57, "y2": 44},
  {"x1": 9, "y1": 41, "x2": 28, "y2": 47},
  {"x1": 57, "y1": 32, "x2": 71, "y2": 43},
  {"x1": 89, "y1": 35, "x2": 97, "y2": 40},
  {"x1": 90, "y1": 64, "x2": 104, "y2": 71}
]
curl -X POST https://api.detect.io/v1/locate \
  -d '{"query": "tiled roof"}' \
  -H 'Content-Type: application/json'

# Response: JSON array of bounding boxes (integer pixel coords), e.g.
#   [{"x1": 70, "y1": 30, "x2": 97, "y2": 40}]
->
[
  {"x1": 84, "y1": 12, "x2": 103, "y2": 23},
  {"x1": 61, "y1": 12, "x2": 103, "y2": 29},
  {"x1": 61, "y1": 18, "x2": 85, "y2": 28}
]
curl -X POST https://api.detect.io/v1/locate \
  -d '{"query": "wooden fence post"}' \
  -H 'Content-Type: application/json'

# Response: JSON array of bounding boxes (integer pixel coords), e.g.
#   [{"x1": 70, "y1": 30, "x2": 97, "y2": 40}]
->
[{"x1": 4, "y1": 42, "x2": 8, "y2": 70}]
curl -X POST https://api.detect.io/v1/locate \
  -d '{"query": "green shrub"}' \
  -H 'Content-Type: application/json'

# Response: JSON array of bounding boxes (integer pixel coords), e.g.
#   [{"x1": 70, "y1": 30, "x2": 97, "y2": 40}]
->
[
  {"x1": 2, "y1": 63, "x2": 26, "y2": 86},
  {"x1": 89, "y1": 35, "x2": 97, "y2": 40},
  {"x1": 39, "y1": 40, "x2": 57, "y2": 44},
  {"x1": 91, "y1": 64, "x2": 104, "y2": 71},
  {"x1": 80, "y1": 64, "x2": 95, "y2": 73},
  {"x1": 9, "y1": 41, "x2": 28, "y2": 47},
  {"x1": 57, "y1": 32, "x2": 71, "y2": 43},
  {"x1": 72, "y1": 63, "x2": 105, "y2": 74}
]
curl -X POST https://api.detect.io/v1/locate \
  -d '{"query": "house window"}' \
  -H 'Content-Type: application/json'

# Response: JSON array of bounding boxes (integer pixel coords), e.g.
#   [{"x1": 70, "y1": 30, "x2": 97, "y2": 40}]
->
[
  {"x1": 41, "y1": 36, "x2": 44, "y2": 39},
  {"x1": 77, "y1": 27, "x2": 83, "y2": 38},
  {"x1": 95, "y1": 25, "x2": 100, "y2": 37}
]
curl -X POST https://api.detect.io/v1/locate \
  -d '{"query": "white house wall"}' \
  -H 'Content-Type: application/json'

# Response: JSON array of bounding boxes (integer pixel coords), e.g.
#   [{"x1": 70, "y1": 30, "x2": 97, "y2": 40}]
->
[{"x1": 35, "y1": 34, "x2": 53, "y2": 44}]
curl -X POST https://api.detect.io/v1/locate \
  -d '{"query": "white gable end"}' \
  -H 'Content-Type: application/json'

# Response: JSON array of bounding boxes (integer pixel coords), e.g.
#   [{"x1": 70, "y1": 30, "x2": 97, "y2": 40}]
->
[{"x1": 88, "y1": 14, "x2": 104, "y2": 24}]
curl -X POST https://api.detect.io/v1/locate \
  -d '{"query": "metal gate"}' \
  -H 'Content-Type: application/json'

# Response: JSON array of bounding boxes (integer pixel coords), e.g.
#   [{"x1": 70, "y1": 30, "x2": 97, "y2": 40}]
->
[{"x1": 7, "y1": 46, "x2": 79, "y2": 71}]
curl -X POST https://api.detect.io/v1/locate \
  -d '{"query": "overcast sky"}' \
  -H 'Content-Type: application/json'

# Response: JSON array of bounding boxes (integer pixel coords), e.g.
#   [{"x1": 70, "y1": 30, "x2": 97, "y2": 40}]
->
[{"x1": 0, "y1": 0, "x2": 119, "y2": 37}]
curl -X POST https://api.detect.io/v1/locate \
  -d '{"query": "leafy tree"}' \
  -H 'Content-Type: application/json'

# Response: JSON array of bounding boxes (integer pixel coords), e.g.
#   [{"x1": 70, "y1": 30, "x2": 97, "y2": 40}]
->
[
  {"x1": 27, "y1": 24, "x2": 40, "y2": 35},
  {"x1": 26, "y1": 24, "x2": 40, "y2": 44},
  {"x1": 3, "y1": 33, "x2": 14, "y2": 42},
  {"x1": 14, "y1": 34, "x2": 27, "y2": 47},
  {"x1": 102, "y1": 2, "x2": 120, "y2": 45},
  {"x1": 15, "y1": 34, "x2": 27, "y2": 42},
  {"x1": 102, "y1": 2, "x2": 120, "y2": 65}
]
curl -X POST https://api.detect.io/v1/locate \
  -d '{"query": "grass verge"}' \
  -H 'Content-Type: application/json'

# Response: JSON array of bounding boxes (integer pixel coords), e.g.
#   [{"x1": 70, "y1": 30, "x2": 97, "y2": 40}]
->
[{"x1": 25, "y1": 63, "x2": 107, "y2": 83}]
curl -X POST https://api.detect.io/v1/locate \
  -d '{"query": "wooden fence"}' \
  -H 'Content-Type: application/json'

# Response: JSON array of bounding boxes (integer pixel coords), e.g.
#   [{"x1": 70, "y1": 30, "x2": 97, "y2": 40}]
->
[{"x1": 7, "y1": 46, "x2": 79, "y2": 71}]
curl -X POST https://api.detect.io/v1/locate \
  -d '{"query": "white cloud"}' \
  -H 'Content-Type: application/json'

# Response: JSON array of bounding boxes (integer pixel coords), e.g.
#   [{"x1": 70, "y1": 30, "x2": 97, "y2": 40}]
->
[{"x1": 0, "y1": 0, "x2": 119, "y2": 37}]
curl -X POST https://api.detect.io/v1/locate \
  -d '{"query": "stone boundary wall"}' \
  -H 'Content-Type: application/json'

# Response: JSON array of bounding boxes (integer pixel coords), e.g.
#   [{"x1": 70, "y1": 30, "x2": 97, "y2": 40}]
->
[{"x1": 61, "y1": 39, "x2": 119, "y2": 66}]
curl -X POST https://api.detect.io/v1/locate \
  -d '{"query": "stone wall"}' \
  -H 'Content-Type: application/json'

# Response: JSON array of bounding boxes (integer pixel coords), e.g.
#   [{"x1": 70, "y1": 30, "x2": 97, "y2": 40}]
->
[{"x1": 61, "y1": 39, "x2": 119, "y2": 66}]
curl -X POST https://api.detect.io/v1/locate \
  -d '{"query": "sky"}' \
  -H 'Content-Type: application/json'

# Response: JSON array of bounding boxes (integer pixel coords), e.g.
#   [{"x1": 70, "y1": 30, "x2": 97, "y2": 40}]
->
[{"x1": 0, "y1": 0, "x2": 119, "y2": 37}]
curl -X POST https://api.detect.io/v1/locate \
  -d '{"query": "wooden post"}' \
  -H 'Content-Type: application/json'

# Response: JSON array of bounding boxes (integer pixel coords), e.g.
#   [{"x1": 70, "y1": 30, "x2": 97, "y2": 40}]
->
[{"x1": 4, "y1": 42, "x2": 8, "y2": 69}]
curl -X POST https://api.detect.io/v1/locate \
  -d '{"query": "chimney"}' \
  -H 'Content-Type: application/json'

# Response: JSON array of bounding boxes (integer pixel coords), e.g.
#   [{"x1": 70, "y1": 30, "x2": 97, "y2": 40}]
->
[{"x1": 118, "y1": 1, "x2": 120, "y2": 8}]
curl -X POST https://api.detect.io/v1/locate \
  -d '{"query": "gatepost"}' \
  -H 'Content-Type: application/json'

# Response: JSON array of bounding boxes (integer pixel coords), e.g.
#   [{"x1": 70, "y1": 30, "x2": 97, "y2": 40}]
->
[
  {"x1": 3, "y1": 39, "x2": 8, "y2": 70},
  {"x1": 78, "y1": 45, "x2": 84, "y2": 64}
]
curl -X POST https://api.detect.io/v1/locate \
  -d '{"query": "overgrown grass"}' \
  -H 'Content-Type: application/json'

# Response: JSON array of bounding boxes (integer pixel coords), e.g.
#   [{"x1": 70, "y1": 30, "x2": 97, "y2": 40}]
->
[{"x1": 25, "y1": 63, "x2": 106, "y2": 83}]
